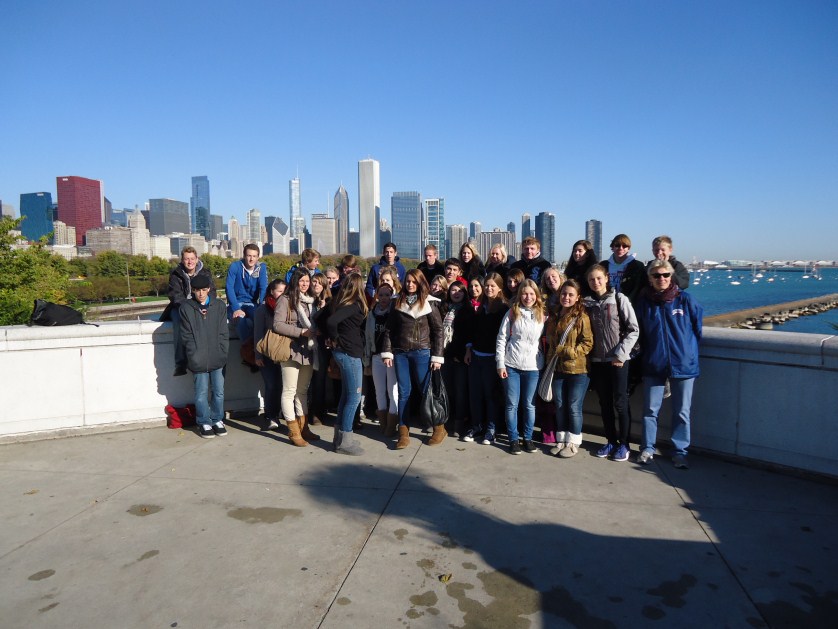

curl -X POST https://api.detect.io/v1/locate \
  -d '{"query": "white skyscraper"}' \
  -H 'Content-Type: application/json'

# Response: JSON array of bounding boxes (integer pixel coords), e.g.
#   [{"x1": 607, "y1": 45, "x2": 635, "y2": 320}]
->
[
  {"x1": 289, "y1": 177, "x2": 301, "y2": 240},
  {"x1": 246, "y1": 208, "x2": 262, "y2": 244},
  {"x1": 446, "y1": 224, "x2": 467, "y2": 260},
  {"x1": 358, "y1": 158, "x2": 380, "y2": 258},
  {"x1": 311, "y1": 213, "x2": 337, "y2": 255}
]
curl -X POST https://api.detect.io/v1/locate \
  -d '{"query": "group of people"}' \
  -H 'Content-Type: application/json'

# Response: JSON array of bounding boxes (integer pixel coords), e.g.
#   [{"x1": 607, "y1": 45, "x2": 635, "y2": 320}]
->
[{"x1": 164, "y1": 232, "x2": 702, "y2": 468}]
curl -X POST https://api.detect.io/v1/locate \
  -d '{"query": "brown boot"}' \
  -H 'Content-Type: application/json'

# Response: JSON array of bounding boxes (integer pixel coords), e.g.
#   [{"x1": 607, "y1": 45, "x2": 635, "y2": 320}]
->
[
  {"x1": 376, "y1": 410, "x2": 387, "y2": 431},
  {"x1": 395, "y1": 425, "x2": 411, "y2": 449},
  {"x1": 428, "y1": 424, "x2": 447, "y2": 446},
  {"x1": 385, "y1": 413, "x2": 398, "y2": 438},
  {"x1": 286, "y1": 420, "x2": 308, "y2": 447},
  {"x1": 298, "y1": 415, "x2": 320, "y2": 442}
]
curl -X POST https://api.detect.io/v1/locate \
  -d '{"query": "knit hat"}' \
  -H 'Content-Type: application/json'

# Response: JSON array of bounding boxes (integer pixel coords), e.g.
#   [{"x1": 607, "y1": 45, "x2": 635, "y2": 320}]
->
[{"x1": 190, "y1": 274, "x2": 211, "y2": 290}]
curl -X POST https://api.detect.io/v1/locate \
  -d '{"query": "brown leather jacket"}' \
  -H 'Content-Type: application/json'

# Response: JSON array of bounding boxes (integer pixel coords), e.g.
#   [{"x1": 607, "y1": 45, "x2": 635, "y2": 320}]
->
[{"x1": 380, "y1": 296, "x2": 445, "y2": 363}]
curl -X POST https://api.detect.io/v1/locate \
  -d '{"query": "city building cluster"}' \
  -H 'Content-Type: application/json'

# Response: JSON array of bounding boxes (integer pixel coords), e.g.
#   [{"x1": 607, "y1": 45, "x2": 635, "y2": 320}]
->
[{"x1": 3, "y1": 159, "x2": 599, "y2": 264}]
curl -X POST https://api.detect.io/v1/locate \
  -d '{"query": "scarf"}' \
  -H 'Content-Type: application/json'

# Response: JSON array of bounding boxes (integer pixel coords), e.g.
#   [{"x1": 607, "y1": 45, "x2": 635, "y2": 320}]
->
[
  {"x1": 296, "y1": 293, "x2": 316, "y2": 350},
  {"x1": 647, "y1": 283, "x2": 680, "y2": 304},
  {"x1": 265, "y1": 295, "x2": 277, "y2": 313},
  {"x1": 405, "y1": 294, "x2": 418, "y2": 307},
  {"x1": 470, "y1": 299, "x2": 481, "y2": 311},
  {"x1": 442, "y1": 301, "x2": 463, "y2": 347}
]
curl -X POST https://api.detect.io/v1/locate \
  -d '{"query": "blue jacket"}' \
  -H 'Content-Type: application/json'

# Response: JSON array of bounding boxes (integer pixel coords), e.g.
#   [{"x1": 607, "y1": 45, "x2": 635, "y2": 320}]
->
[
  {"x1": 284, "y1": 262, "x2": 323, "y2": 285},
  {"x1": 636, "y1": 288, "x2": 703, "y2": 379},
  {"x1": 365, "y1": 256, "x2": 407, "y2": 297},
  {"x1": 225, "y1": 260, "x2": 268, "y2": 317}
]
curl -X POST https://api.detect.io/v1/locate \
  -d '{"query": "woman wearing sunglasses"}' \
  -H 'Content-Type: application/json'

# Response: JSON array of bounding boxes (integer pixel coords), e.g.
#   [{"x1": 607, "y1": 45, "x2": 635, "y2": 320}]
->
[{"x1": 635, "y1": 260, "x2": 703, "y2": 470}]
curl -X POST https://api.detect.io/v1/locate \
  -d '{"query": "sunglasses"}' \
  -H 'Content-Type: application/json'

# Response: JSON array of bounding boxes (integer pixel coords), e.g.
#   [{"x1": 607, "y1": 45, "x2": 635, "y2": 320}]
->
[
  {"x1": 611, "y1": 243, "x2": 629, "y2": 249},
  {"x1": 651, "y1": 272, "x2": 671, "y2": 279}
]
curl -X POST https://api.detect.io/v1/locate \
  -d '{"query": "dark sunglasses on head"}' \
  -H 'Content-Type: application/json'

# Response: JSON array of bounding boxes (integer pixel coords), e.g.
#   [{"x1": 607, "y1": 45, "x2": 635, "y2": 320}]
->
[{"x1": 651, "y1": 272, "x2": 671, "y2": 279}]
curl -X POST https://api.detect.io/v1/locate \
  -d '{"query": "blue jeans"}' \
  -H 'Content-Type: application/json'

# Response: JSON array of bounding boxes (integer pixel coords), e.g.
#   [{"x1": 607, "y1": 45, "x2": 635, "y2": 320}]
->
[
  {"x1": 194, "y1": 367, "x2": 225, "y2": 426},
  {"x1": 332, "y1": 350, "x2": 363, "y2": 432},
  {"x1": 442, "y1": 360, "x2": 469, "y2": 425},
  {"x1": 642, "y1": 376, "x2": 695, "y2": 456},
  {"x1": 553, "y1": 372, "x2": 590, "y2": 443},
  {"x1": 259, "y1": 360, "x2": 281, "y2": 420},
  {"x1": 393, "y1": 349, "x2": 431, "y2": 427},
  {"x1": 233, "y1": 302, "x2": 256, "y2": 342},
  {"x1": 504, "y1": 368, "x2": 538, "y2": 441},
  {"x1": 468, "y1": 354, "x2": 501, "y2": 435}
]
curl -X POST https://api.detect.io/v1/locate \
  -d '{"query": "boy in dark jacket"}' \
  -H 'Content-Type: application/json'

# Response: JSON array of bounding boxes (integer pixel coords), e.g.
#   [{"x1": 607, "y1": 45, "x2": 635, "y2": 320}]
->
[{"x1": 180, "y1": 273, "x2": 230, "y2": 438}]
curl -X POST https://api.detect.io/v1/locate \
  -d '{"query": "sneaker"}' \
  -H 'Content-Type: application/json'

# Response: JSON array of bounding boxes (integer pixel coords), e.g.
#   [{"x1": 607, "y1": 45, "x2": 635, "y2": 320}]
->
[
  {"x1": 261, "y1": 418, "x2": 279, "y2": 432},
  {"x1": 509, "y1": 441, "x2": 522, "y2": 455},
  {"x1": 173, "y1": 365, "x2": 187, "y2": 377},
  {"x1": 672, "y1": 454, "x2": 689, "y2": 469},
  {"x1": 461, "y1": 428, "x2": 475, "y2": 443},
  {"x1": 663, "y1": 379, "x2": 672, "y2": 399},
  {"x1": 522, "y1": 439, "x2": 538, "y2": 454},
  {"x1": 611, "y1": 444, "x2": 630, "y2": 462},
  {"x1": 595, "y1": 442, "x2": 616, "y2": 458},
  {"x1": 212, "y1": 422, "x2": 228, "y2": 437},
  {"x1": 638, "y1": 450, "x2": 654, "y2": 465},
  {"x1": 549, "y1": 443, "x2": 566, "y2": 456},
  {"x1": 558, "y1": 443, "x2": 579, "y2": 458},
  {"x1": 480, "y1": 431, "x2": 495, "y2": 445},
  {"x1": 198, "y1": 424, "x2": 215, "y2": 439}
]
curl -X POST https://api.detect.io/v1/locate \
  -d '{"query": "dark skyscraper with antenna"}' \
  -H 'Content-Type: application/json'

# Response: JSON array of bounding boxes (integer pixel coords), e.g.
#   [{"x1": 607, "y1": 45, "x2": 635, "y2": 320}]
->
[{"x1": 334, "y1": 184, "x2": 349, "y2": 254}]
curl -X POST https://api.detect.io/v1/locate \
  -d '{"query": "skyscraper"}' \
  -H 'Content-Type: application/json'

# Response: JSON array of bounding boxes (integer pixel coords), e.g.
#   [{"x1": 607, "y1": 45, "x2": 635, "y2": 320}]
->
[
  {"x1": 478, "y1": 228, "x2": 516, "y2": 262},
  {"x1": 535, "y1": 211, "x2": 556, "y2": 264},
  {"x1": 19, "y1": 192, "x2": 54, "y2": 242},
  {"x1": 521, "y1": 213, "x2": 531, "y2": 240},
  {"x1": 246, "y1": 208, "x2": 262, "y2": 243},
  {"x1": 358, "y1": 159, "x2": 380, "y2": 258},
  {"x1": 507, "y1": 221, "x2": 516, "y2": 238},
  {"x1": 469, "y1": 221, "x2": 481, "y2": 241},
  {"x1": 391, "y1": 191, "x2": 422, "y2": 260},
  {"x1": 425, "y1": 198, "x2": 446, "y2": 260},
  {"x1": 210, "y1": 214, "x2": 223, "y2": 241},
  {"x1": 148, "y1": 198, "x2": 190, "y2": 236},
  {"x1": 289, "y1": 176, "x2": 302, "y2": 240},
  {"x1": 191, "y1": 176, "x2": 210, "y2": 235},
  {"x1": 334, "y1": 184, "x2": 349, "y2": 254},
  {"x1": 269, "y1": 217, "x2": 291, "y2": 255},
  {"x1": 311, "y1": 213, "x2": 337, "y2": 255},
  {"x1": 56, "y1": 176, "x2": 104, "y2": 246},
  {"x1": 586, "y1": 219, "x2": 603, "y2": 262},
  {"x1": 446, "y1": 224, "x2": 467, "y2": 260}
]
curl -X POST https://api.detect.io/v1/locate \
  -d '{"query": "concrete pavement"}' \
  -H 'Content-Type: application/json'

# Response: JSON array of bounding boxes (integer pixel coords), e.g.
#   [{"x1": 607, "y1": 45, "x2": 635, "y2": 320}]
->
[{"x1": 1, "y1": 419, "x2": 836, "y2": 628}]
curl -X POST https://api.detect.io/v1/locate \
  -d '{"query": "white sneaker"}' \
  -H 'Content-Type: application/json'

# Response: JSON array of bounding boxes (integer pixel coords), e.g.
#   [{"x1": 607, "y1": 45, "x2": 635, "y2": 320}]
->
[{"x1": 638, "y1": 450, "x2": 654, "y2": 465}]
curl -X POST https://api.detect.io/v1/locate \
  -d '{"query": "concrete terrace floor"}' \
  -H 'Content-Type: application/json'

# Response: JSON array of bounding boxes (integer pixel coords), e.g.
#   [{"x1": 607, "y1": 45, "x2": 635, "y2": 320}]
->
[{"x1": 1, "y1": 418, "x2": 836, "y2": 629}]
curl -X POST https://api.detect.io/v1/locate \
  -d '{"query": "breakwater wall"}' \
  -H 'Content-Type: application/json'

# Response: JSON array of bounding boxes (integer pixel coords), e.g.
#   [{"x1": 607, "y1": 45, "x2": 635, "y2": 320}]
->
[
  {"x1": 704, "y1": 293, "x2": 838, "y2": 330},
  {"x1": 1, "y1": 321, "x2": 837, "y2": 478}
]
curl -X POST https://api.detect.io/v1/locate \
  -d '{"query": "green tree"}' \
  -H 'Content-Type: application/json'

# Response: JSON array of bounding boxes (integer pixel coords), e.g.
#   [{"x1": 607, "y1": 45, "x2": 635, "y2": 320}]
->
[
  {"x1": 68, "y1": 257, "x2": 91, "y2": 278},
  {"x1": 93, "y1": 251, "x2": 129, "y2": 278},
  {"x1": 148, "y1": 256, "x2": 171, "y2": 276},
  {"x1": 0, "y1": 216, "x2": 73, "y2": 325},
  {"x1": 200, "y1": 254, "x2": 230, "y2": 280}
]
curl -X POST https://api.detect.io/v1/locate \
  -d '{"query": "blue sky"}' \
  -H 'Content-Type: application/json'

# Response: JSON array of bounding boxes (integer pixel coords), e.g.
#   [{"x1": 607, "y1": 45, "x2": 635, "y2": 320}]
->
[{"x1": 2, "y1": 1, "x2": 836, "y2": 262}]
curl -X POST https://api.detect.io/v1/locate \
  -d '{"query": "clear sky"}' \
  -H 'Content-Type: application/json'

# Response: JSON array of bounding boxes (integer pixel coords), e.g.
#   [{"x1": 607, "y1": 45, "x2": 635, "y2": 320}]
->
[{"x1": 2, "y1": 1, "x2": 836, "y2": 262}]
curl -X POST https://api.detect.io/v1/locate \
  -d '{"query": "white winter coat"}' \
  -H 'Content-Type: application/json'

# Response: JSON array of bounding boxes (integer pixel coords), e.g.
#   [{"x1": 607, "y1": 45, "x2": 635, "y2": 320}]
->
[{"x1": 495, "y1": 307, "x2": 545, "y2": 371}]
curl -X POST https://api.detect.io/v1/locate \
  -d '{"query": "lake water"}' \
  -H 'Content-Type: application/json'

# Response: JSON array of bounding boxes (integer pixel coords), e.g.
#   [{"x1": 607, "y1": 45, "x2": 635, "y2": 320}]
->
[{"x1": 688, "y1": 267, "x2": 838, "y2": 334}]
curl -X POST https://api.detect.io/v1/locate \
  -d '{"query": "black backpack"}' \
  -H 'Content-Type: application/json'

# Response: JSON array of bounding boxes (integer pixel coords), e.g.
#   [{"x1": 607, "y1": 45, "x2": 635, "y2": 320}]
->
[{"x1": 28, "y1": 299, "x2": 90, "y2": 326}]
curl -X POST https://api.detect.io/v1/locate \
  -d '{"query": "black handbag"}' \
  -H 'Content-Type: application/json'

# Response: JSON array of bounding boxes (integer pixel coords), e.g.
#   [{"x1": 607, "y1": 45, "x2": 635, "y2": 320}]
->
[{"x1": 419, "y1": 369, "x2": 449, "y2": 427}]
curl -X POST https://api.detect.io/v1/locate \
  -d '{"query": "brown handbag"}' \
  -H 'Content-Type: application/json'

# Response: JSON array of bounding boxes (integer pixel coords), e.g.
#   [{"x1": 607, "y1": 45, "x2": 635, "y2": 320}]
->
[{"x1": 256, "y1": 307, "x2": 293, "y2": 363}]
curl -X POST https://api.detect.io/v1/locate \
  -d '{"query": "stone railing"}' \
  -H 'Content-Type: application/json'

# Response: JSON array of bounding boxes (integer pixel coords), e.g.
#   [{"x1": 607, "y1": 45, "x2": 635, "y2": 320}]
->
[{"x1": 1, "y1": 322, "x2": 836, "y2": 478}]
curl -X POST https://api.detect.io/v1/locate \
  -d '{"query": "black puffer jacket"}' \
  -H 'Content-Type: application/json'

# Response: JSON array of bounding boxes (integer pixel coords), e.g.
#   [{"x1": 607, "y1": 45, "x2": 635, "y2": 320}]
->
[
  {"x1": 180, "y1": 296, "x2": 229, "y2": 373},
  {"x1": 160, "y1": 262, "x2": 216, "y2": 321}
]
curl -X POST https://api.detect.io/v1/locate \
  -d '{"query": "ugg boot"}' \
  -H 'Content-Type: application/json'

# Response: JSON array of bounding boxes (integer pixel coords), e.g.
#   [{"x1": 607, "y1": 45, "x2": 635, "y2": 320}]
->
[
  {"x1": 395, "y1": 425, "x2": 411, "y2": 449},
  {"x1": 428, "y1": 424, "x2": 447, "y2": 446},
  {"x1": 298, "y1": 415, "x2": 320, "y2": 442},
  {"x1": 286, "y1": 420, "x2": 308, "y2": 447},
  {"x1": 335, "y1": 430, "x2": 365, "y2": 456},
  {"x1": 385, "y1": 413, "x2": 398, "y2": 438},
  {"x1": 376, "y1": 410, "x2": 387, "y2": 431}
]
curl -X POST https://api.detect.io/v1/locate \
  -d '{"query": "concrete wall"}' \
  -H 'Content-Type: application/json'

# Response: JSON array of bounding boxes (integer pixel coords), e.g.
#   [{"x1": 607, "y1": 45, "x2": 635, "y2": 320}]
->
[{"x1": 1, "y1": 322, "x2": 836, "y2": 477}]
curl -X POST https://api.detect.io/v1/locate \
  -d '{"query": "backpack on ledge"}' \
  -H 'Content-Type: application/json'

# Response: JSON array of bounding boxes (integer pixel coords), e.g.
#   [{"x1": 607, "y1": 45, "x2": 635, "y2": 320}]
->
[{"x1": 28, "y1": 299, "x2": 93, "y2": 327}]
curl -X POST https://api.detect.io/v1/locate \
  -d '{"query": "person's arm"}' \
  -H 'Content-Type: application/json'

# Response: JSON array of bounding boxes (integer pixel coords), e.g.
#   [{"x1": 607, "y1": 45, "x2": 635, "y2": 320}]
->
[
  {"x1": 273, "y1": 297, "x2": 302, "y2": 337},
  {"x1": 380, "y1": 307, "x2": 396, "y2": 367},
  {"x1": 326, "y1": 303, "x2": 358, "y2": 340},
  {"x1": 226, "y1": 264, "x2": 244, "y2": 317},
  {"x1": 673, "y1": 259, "x2": 690, "y2": 290},
  {"x1": 167, "y1": 270, "x2": 184, "y2": 304},
  {"x1": 256, "y1": 263, "x2": 268, "y2": 303},
  {"x1": 495, "y1": 310, "x2": 512, "y2": 375},
  {"x1": 365, "y1": 266, "x2": 377, "y2": 298},
  {"x1": 614, "y1": 293, "x2": 640, "y2": 364},
  {"x1": 428, "y1": 301, "x2": 444, "y2": 369}
]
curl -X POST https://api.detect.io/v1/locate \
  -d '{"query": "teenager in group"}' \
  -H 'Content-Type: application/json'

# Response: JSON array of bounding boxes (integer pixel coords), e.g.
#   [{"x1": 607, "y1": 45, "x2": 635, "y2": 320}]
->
[
  {"x1": 254, "y1": 279, "x2": 287, "y2": 431},
  {"x1": 463, "y1": 272, "x2": 509, "y2": 444},
  {"x1": 284, "y1": 247, "x2": 322, "y2": 284},
  {"x1": 505, "y1": 268, "x2": 525, "y2": 300},
  {"x1": 511, "y1": 236, "x2": 551, "y2": 283},
  {"x1": 564, "y1": 240, "x2": 598, "y2": 290},
  {"x1": 429, "y1": 275, "x2": 449, "y2": 300},
  {"x1": 226, "y1": 243, "x2": 268, "y2": 349},
  {"x1": 180, "y1": 273, "x2": 229, "y2": 439},
  {"x1": 540, "y1": 267, "x2": 565, "y2": 311},
  {"x1": 326, "y1": 273, "x2": 369, "y2": 456},
  {"x1": 535, "y1": 267, "x2": 565, "y2": 444},
  {"x1": 636, "y1": 260, "x2": 703, "y2": 469},
  {"x1": 324, "y1": 266, "x2": 341, "y2": 291},
  {"x1": 441, "y1": 278, "x2": 471, "y2": 437},
  {"x1": 377, "y1": 265, "x2": 402, "y2": 296},
  {"x1": 485, "y1": 243, "x2": 510, "y2": 285},
  {"x1": 308, "y1": 274, "x2": 333, "y2": 426},
  {"x1": 496, "y1": 279, "x2": 546, "y2": 454},
  {"x1": 366, "y1": 242, "x2": 407, "y2": 298},
  {"x1": 584, "y1": 264, "x2": 640, "y2": 462},
  {"x1": 459, "y1": 242, "x2": 486, "y2": 281},
  {"x1": 273, "y1": 269, "x2": 320, "y2": 447},
  {"x1": 601, "y1": 234, "x2": 646, "y2": 303},
  {"x1": 648, "y1": 235, "x2": 690, "y2": 289},
  {"x1": 162, "y1": 246, "x2": 216, "y2": 377},
  {"x1": 364, "y1": 283, "x2": 399, "y2": 437},
  {"x1": 417, "y1": 244, "x2": 445, "y2": 286},
  {"x1": 443, "y1": 258, "x2": 466, "y2": 286},
  {"x1": 381, "y1": 270, "x2": 445, "y2": 449},
  {"x1": 547, "y1": 279, "x2": 594, "y2": 458}
]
